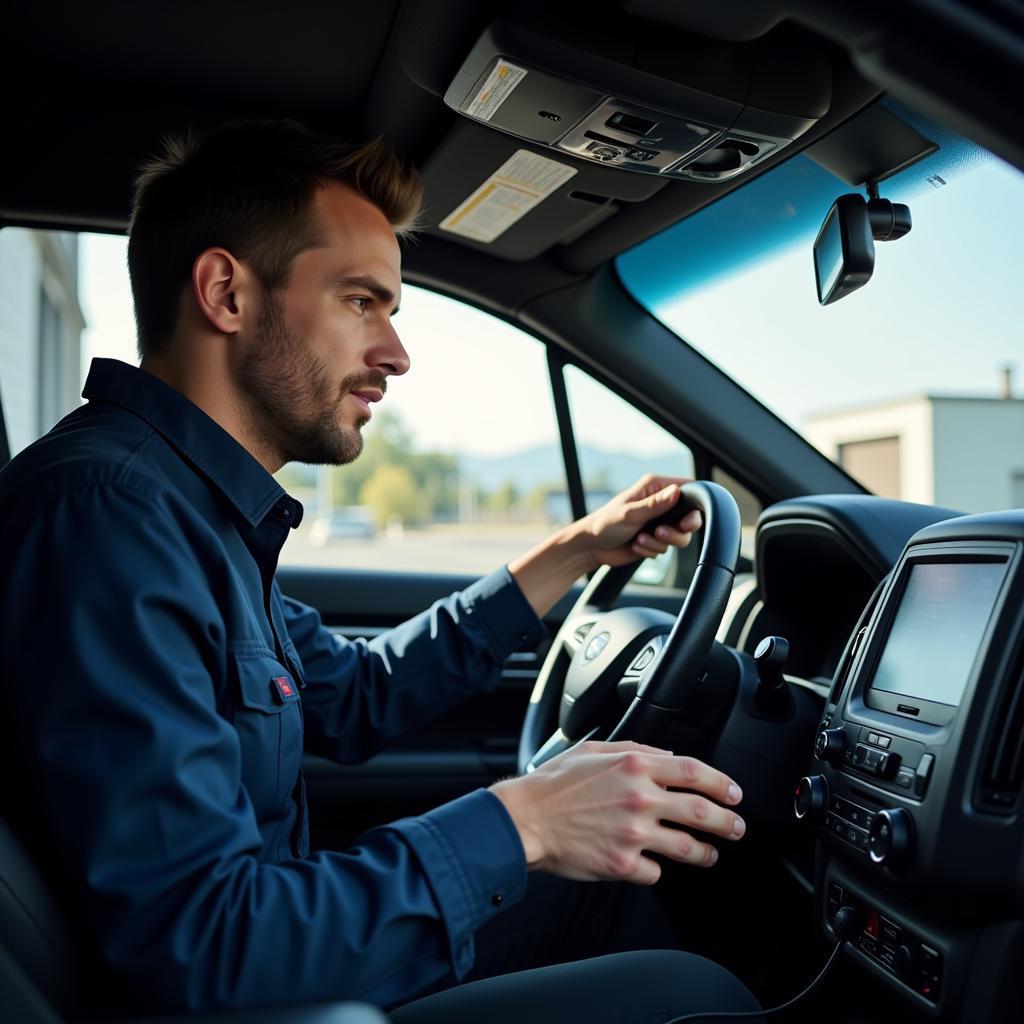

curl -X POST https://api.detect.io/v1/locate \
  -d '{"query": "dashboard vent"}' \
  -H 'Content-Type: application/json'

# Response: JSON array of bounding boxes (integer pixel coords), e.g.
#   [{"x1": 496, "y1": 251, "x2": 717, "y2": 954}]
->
[{"x1": 977, "y1": 650, "x2": 1024, "y2": 813}]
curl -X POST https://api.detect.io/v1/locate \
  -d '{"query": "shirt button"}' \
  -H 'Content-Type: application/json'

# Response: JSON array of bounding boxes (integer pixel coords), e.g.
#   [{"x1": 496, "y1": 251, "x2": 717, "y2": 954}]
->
[
  {"x1": 491, "y1": 893, "x2": 504, "y2": 907},
  {"x1": 519, "y1": 632, "x2": 530, "y2": 643}
]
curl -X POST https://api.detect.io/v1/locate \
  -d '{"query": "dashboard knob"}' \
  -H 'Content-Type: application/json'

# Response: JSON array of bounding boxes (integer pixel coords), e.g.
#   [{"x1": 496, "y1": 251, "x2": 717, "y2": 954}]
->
[
  {"x1": 894, "y1": 944, "x2": 914, "y2": 982},
  {"x1": 794, "y1": 775, "x2": 828, "y2": 822},
  {"x1": 868, "y1": 808, "x2": 913, "y2": 870},
  {"x1": 815, "y1": 727, "x2": 847, "y2": 765}
]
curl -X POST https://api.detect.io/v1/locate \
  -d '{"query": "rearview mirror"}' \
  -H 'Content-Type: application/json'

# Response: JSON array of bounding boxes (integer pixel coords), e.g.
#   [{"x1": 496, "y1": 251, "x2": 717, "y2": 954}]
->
[{"x1": 813, "y1": 191, "x2": 912, "y2": 305}]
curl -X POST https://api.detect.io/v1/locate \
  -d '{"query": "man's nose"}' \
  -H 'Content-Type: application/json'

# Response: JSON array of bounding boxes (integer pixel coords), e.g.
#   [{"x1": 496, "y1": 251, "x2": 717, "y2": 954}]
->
[{"x1": 373, "y1": 321, "x2": 411, "y2": 377}]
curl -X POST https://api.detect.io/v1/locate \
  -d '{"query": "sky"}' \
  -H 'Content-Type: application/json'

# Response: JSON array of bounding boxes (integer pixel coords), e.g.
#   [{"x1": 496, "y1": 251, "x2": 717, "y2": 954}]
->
[
  {"x1": 636, "y1": 155, "x2": 1023, "y2": 431},
  {"x1": 81, "y1": 153, "x2": 1023, "y2": 460}
]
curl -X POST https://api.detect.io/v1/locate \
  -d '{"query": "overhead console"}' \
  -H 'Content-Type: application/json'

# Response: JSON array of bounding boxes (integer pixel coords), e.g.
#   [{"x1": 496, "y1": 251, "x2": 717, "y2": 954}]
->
[
  {"x1": 443, "y1": 22, "x2": 830, "y2": 182},
  {"x1": 795, "y1": 511, "x2": 1024, "y2": 1020}
]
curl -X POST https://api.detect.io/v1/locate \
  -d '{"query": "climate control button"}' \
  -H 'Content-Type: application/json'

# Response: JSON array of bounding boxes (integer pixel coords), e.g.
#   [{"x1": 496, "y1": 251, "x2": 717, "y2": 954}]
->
[
  {"x1": 868, "y1": 808, "x2": 913, "y2": 869},
  {"x1": 794, "y1": 775, "x2": 828, "y2": 821},
  {"x1": 815, "y1": 727, "x2": 847, "y2": 765}
]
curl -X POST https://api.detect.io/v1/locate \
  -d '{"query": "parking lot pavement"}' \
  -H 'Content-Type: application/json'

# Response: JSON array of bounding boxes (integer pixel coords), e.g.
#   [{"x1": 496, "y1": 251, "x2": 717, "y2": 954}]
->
[{"x1": 280, "y1": 522, "x2": 558, "y2": 576}]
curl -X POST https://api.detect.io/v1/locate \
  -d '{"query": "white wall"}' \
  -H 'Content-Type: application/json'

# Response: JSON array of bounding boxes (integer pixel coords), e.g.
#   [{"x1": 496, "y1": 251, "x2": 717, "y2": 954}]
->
[
  {"x1": 932, "y1": 399, "x2": 1024, "y2": 512},
  {"x1": 0, "y1": 228, "x2": 83, "y2": 458},
  {"x1": 0, "y1": 228, "x2": 41, "y2": 456},
  {"x1": 805, "y1": 397, "x2": 935, "y2": 504}
]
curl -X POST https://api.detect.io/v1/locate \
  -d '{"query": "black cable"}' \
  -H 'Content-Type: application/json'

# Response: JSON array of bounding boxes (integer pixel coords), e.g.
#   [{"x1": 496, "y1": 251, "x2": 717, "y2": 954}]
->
[{"x1": 661, "y1": 940, "x2": 847, "y2": 1024}]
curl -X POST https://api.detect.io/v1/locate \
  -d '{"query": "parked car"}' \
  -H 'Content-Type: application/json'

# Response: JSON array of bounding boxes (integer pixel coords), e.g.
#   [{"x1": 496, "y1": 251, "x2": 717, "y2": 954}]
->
[{"x1": 309, "y1": 506, "x2": 377, "y2": 545}]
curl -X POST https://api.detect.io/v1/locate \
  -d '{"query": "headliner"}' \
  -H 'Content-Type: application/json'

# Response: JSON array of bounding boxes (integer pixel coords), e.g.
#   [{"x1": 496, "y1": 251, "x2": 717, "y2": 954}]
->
[{"x1": 2, "y1": 1, "x2": 1020, "y2": 314}]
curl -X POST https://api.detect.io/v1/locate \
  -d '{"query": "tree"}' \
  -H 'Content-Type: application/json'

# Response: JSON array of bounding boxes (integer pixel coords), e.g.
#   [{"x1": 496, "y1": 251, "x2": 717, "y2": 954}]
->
[
  {"x1": 359, "y1": 464, "x2": 424, "y2": 528},
  {"x1": 486, "y1": 478, "x2": 520, "y2": 519},
  {"x1": 331, "y1": 409, "x2": 459, "y2": 522}
]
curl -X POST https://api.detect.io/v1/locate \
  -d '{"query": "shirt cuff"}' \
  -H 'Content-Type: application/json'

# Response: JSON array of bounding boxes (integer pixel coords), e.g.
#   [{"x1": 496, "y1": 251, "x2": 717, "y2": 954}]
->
[
  {"x1": 459, "y1": 566, "x2": 546, "y2": 661},
  {"x1": 387, "y1": 788, "x2": 528, "y2": 980}
]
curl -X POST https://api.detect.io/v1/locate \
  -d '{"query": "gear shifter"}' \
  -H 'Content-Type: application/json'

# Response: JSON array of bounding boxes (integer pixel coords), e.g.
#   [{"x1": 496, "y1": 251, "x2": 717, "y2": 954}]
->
[{"x1": 753, "y1": 635, "x2": 794, "y2": 719}]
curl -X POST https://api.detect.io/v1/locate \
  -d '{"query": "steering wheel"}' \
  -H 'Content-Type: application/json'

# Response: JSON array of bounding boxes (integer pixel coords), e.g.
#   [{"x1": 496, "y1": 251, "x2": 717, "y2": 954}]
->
[{"x1": 518, "y1": 481, "x2": 742, "y2": 775}]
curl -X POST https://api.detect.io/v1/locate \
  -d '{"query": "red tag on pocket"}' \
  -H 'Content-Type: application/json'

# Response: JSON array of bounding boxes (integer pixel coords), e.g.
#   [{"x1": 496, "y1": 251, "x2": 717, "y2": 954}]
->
[{"x1": 272, "y1": 676, "x2": 295, "y2": 702}]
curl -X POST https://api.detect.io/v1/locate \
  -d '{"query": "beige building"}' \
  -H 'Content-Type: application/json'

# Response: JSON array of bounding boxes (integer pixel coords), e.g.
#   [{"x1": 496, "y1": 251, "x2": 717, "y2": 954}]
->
[
  {"x1": 807, "y1": 387, "x2": 1024, "y2": 513},
  {"x1": 0, "y1": 228, "x2": 85, "y2": 459}
]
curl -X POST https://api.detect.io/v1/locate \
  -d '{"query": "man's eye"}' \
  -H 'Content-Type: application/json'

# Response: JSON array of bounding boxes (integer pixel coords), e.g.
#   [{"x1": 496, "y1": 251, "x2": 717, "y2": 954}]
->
[{"x1": 350, "y1": 296, "x2": 370, "y2": 313}]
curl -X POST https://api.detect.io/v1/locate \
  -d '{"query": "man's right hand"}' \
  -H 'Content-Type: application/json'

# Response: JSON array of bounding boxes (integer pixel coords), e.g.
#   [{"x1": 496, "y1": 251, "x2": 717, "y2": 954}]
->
[{"x1": 490, "y1": 740, "x2": 746, "y2": 885}]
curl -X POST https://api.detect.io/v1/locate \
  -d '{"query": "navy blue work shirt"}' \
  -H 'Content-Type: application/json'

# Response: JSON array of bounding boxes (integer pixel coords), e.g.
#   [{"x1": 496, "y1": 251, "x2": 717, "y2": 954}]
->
[{"x1": 0, "y1": 358, "x2": 546, "y2": 1013}]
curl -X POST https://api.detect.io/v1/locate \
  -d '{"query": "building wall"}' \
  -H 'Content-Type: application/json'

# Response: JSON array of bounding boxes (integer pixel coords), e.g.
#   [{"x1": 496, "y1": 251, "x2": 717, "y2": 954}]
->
[
  {"x1": 0, "y1": 228, "x2": 83, "y2": 457},
  {"x1": 0, "y1": 228, "x2": 40, "y2": 456},
  {"x1": 932, "y1": 399, "x2": 1024, "y2": 512},
  {"x1": 805, "y1": 397, "x2": 935, "y2": 504}
]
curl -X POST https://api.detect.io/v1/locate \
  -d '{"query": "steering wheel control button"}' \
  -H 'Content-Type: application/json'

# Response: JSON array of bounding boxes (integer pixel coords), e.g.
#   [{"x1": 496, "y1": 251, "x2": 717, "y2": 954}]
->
[
  {"x1": 868, "y1": 808, "x2": 913, "y2": 869},
  {"x1": 630, "y1": 645, "x2": 655, "y2": 672},
  {"x1": 794, "y1": 775, "x2": 827, "y2": 821},
  {"x1": 815, "y1": 727, "x2": 847, "y2": 765}
]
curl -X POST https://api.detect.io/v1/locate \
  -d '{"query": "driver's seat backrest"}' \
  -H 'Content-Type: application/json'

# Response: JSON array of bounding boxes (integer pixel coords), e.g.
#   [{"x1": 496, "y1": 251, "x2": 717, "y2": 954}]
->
[{"x1": 0, "y1": 815, "x2": 77, "y2": 1019}]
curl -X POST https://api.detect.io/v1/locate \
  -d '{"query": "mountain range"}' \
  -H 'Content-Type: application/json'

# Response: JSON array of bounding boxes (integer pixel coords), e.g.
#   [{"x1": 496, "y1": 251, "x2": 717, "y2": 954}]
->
[{"x1": 458, "y1": 443, "x2": 690, "y2": 493}]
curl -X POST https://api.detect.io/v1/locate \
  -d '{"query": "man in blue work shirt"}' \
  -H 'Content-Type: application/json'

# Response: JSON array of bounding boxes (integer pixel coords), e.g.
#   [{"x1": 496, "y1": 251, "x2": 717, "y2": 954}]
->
[{"x1": 0, "y1": 121, "x2": 759, "y2": 1022}]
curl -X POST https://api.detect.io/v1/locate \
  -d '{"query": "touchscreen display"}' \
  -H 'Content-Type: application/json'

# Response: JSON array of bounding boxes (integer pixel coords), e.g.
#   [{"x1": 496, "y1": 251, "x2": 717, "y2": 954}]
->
[{"x1": 870, "y1": 562, "x2": 1005, "y2": 707}]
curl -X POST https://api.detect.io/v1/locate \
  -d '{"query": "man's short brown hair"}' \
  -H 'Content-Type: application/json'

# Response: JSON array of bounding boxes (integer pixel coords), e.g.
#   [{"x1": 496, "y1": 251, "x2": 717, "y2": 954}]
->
[{"x1": 127, "y1": 120, "x2": 422, "y2": 356}]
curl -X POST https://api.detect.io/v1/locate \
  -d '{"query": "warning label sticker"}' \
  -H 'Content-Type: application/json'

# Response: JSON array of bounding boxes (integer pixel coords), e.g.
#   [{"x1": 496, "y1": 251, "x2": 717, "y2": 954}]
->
[
  {"x1": 440, "y1": 150, "x2": 578, "y2": 244},
  {"x1": 465, "y1": 60, "x2": 527, "y2": 122}
]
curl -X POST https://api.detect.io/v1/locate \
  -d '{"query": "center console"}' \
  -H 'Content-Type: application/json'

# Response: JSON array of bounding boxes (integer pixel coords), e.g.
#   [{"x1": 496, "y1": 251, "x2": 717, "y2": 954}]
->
[{"x1": 794, "y1": 512, "x2": 1024, "y2": 1019}]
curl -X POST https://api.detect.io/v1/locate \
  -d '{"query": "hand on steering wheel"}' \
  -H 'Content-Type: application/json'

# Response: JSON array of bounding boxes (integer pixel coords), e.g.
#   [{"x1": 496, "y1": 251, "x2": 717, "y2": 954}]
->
[{"x1": 518, "y1": 481, "x2": 742, "y2": 775}]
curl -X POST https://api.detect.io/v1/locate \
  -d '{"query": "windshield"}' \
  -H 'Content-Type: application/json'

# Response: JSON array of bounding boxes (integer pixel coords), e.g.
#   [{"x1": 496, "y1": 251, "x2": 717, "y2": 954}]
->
[{"x1": 617, "y1": 101, "x2": 1024, "y2": 513}]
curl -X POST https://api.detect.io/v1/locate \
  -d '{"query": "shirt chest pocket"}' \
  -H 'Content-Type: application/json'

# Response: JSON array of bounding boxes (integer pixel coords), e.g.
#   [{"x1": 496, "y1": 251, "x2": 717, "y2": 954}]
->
[{"x1": 231, "y1": 648, "x2": 304, "y2": 820}]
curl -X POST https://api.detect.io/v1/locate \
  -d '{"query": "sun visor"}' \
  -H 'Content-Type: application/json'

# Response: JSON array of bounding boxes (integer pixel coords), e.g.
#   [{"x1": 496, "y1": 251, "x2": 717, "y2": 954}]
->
[
  {"x1": 419, "y1": 119, "x2": 664, "y2": 260},
  {"x1": 443, "y1": 23, "x2": 830, "y2": 187}
]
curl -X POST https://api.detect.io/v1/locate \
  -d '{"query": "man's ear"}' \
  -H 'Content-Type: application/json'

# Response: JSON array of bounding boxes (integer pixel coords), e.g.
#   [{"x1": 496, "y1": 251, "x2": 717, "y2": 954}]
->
[{"x1": 191, "y1": 248, "x2": 256, "y2": 336}]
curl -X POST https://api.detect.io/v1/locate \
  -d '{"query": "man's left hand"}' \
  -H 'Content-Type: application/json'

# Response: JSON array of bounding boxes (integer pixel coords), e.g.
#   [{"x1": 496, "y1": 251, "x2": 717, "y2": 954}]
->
[{"x1": 576, "y1": 474, "x2": 702, "y2": 571}]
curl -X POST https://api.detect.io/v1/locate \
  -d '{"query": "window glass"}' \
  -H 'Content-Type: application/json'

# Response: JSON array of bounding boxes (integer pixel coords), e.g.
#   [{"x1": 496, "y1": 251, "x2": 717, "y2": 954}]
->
[
  {"x1": 278, "y1": 285, "x2": 567, "y2": 573},
  {"x1": 710, "y1": 466, "x2": 761, "y2": 561},
  {"x1": 563, "y1": 364, "x2": 694, "y2": 587},
  {"x1": 616, "y1": 100, "x2": 1024, "y2": 514},
  {"x1": 4, "y1": 232, "x2": 569, "y2": 576},
  {"x1": 0, "y1": 227, "x2": 84, "y2": 455}
]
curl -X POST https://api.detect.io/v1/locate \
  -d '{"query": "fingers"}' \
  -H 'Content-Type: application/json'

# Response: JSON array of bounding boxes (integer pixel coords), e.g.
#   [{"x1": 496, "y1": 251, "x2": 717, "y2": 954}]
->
[
  {"x1": 579, "y1": 739, "x2": 673, "y2": 756},
  {"x1": 657, "y1": 789, "x2": 746, "y2": 842},
  {"x1": 631, "y1": 532, "x2": 670, "y2": 558},
  {"x1": 627, "y1": 854, "x2": 663, "y2": 885},
  {"x1": 646, "y1": 754, "x2": 744, "y2": 807},
  {"x1": 627, "y1": 474, "x2": 691, "y2": 501},
  {"x1": 645, "y1": 825, "x2": 721, "y2": 869},
  {"x1": 631, "y1": 510, "x2": 703, "y2": 559}
]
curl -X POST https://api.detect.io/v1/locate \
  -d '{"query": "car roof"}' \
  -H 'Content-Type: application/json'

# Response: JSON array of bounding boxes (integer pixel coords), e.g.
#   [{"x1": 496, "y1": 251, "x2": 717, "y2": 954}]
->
[{"x1": 3, "y1": 1, "x2": 1021, "y2": 322}]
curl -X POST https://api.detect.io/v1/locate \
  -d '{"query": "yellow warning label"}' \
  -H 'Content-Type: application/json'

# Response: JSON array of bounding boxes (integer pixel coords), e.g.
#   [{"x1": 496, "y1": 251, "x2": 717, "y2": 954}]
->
[
  {"x1": 440, "y1": 150, "x2": 578, "y2": 243},
  {"x1": 465, "y1": 60, "x2": 528, "y2": 122}
]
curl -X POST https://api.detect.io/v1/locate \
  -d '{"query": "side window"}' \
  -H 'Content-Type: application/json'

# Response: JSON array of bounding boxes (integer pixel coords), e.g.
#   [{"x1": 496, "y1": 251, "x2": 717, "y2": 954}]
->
[
  {"x1": 563, "y1": 365, "x2": 695, "y2": 588},
  {"x1": 279, "y1": 285, "x2": 569, "y2": 574},
  {"x1": 710, "y1": 466, "x2": 761, "y2": 563},
  {"x1": 0, "y1": 228, "x2": 84, "y2": 455}
]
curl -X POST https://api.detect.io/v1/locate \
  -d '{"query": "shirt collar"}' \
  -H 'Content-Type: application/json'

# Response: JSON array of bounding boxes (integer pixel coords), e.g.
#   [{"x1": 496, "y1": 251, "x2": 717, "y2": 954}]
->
[{"x1": 82, "y1": 358, "x2": 300, "y2": 528}]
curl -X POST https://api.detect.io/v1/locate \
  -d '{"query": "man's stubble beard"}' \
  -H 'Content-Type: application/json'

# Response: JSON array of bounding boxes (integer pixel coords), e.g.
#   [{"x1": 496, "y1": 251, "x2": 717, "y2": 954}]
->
[{"x1": 238, "y1": 289, "x2": 382, "y2": 467}]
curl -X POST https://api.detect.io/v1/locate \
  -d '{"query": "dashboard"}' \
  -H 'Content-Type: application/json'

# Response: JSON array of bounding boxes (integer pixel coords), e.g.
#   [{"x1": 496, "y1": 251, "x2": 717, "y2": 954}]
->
[{"x1": 734, "y1": 497, "x2": 1024, "y2": 1021}]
